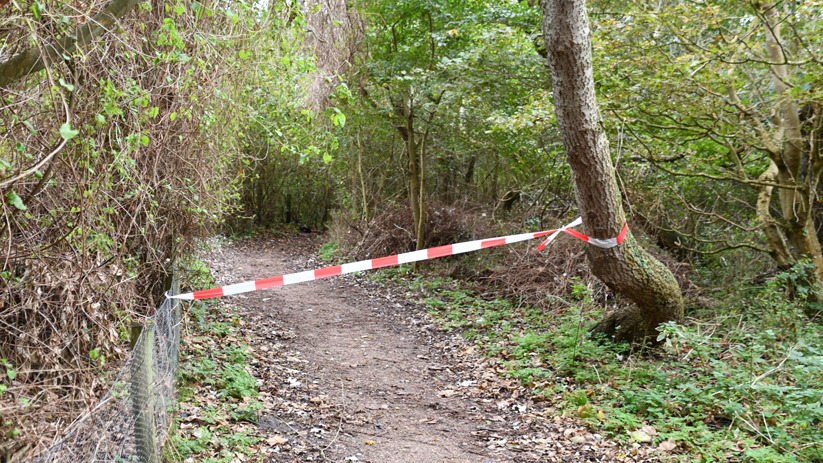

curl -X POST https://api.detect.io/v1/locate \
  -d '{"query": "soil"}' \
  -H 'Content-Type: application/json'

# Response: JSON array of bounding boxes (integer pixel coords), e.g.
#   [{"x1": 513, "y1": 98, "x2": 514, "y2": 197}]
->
[{"x1": 201, "y1": 233, "x2": 650, "y2": 463}]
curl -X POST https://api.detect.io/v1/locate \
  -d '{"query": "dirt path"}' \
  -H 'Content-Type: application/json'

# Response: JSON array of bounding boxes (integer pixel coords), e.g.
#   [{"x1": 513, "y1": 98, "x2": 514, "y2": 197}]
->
[{"x1": 204, "y1": 234, "x2": 625, "y2": 463}]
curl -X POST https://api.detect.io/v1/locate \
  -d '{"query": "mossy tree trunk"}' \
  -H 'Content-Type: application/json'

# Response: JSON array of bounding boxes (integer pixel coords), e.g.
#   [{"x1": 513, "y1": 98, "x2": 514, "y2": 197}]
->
[{"x1": 541, "y1": 0, "x2": 684, "y2": 344}]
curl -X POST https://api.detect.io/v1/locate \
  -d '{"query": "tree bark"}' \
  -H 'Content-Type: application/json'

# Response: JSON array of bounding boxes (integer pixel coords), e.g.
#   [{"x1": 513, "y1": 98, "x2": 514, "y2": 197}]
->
[
  {"x1": 417, "y1": 119, "x2": 433, "y2": 252},
  {"x1": 404, "y1": 103, "x2": 423, "y2": 250},
  {"x1": 760, "y1": 2, "x2": 823, "y2": 283},
  {"x1": 541, "y1": 0, "x2": 683, "y2": 344},
  {"x1": 393, "y1": 93, "x2": 424, "y2": 251},
  {"x1": 0, "y1": 0, "x2": 141, "y2": 88},
  {"x1": 356, "y1": 132, "x2": 369, "y2": 223},
  {"x1": 757, "y1": 161, "x2": 792, "y2": 268}
]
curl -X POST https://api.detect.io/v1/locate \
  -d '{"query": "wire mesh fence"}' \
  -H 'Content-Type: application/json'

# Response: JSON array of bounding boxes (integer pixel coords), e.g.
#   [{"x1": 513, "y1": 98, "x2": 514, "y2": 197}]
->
[{"x1": 32, "y1": 273, "x2": 181, "y2": 463}]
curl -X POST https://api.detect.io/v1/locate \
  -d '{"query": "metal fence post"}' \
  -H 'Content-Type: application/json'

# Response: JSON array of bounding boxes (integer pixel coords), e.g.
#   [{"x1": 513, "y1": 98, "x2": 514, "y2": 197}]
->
[
  {"x1": 166, "y1": 271, "x2": 181, "y2": 369},
  {"x1": 130, "y1": 322, "x2": 158, "y2": 463}
]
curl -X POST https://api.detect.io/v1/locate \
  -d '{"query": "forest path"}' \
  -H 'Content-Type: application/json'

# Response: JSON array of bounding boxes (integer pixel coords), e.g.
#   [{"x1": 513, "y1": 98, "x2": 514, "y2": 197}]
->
[{"x1": 205, "y1": 233, "x2": 617, "y2": 463}]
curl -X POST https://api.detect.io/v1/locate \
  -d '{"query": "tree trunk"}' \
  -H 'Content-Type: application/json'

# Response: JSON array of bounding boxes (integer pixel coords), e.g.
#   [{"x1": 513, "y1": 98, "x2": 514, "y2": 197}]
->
[
  {"x1": 760, "y1": 2, "x2": 823, "y2": 283},
  {"x1": 393, "y1": 93, "x2": 424, "y2": 251},
  {"x1": 404, "y1": 104, "x2": 423, "y2": 251},
  {"x1": 541, "y1": 0, "x2": 683, "y2": 344},
  {"x1": 756, "y1": 161, "x2": 792, "y2": 268},
  {"x1": 416, "y1": 120, "x2": 433, "y2": 252},
  {"x1": 356, "y1": 132, "x2": 369, "y2": 223}
]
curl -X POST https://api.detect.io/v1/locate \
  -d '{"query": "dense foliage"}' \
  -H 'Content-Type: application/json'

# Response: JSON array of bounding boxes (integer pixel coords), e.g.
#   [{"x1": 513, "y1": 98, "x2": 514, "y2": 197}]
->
[
  {"x1": 0, "y1": 0, "x2": 284, "y2": 452},
  {"x1": 593, "y1": 0, "x2": 823, "y2": 282}
]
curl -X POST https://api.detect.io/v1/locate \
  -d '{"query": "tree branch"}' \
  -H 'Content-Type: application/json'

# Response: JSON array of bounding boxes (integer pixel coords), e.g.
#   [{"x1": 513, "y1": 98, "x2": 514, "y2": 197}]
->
[
  {"x1": 652, "y1": 161, "x2": 802, "y2": 190},
  {"x1": 0, "y1": 0, "x2": 140, "y2": 88}
]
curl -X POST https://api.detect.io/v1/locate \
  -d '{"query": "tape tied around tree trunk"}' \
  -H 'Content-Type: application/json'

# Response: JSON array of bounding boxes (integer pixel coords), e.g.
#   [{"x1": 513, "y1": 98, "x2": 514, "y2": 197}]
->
[{"x1": 169, "y1": 218, "x2": 629, "y2": 300}]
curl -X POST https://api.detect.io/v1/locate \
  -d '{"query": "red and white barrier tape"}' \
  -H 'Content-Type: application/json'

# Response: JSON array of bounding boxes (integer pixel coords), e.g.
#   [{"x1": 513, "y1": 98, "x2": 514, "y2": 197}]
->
[{"x1": 169, "y1": 218, "x2": 629, "y2": 300}]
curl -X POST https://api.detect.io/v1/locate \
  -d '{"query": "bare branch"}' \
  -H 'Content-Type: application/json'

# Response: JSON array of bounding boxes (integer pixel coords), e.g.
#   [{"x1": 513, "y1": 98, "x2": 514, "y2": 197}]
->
[
  {"x1": 0, "y1": 0, "x2": 141, "y2": 88},
  {"x1": 652, "y1": 161, "x2": 801, "y2": 190}
]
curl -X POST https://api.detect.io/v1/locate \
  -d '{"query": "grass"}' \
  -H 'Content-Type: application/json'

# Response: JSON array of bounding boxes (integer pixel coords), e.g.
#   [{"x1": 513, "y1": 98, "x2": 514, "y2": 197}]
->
[{"x1": 369, "y1": 262, "x2": 823, "y2": 463}]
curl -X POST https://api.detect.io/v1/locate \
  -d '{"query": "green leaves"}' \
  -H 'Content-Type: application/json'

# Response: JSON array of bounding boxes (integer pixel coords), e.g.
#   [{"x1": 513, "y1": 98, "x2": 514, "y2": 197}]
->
[
  {"x1": 89, "y1": 348, "x2": 105, "y2": 366},
  {"x1": 1, "y1": 359, "x2": 15, "y2": 381},
  {"x1": 59, "y1": 78, "x2": 75, "y2": 92},
  {"x1": 328, "y1": 107, "x2": 346, "y2": 127},
  {"x1": 59, "y1": 122, "x2": 79, "y2": 140},
  {"x1": 6, "y1": 191, "x2": 26, "y2": 211},
  {"x1": 300, "y1": 109, "x2": 314, "y2": 123},
  {"x1": 31, "y1": 2, "x2": 44, "y2": 20}
]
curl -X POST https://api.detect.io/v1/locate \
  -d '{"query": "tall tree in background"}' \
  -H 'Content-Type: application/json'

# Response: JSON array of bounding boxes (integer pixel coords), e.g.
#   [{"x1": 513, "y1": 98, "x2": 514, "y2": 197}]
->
[
  {"x1": 541, "y1": 0, "x2": 683, "y2": 343},
  {"x1": 358, "y1": 1, "x2": 467, "y2": 251}
]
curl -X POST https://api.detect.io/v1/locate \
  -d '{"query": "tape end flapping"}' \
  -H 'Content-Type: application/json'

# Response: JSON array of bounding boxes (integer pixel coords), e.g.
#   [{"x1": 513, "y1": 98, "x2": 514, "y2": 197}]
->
[
  {"x1": 537, "y1": 238, "x2": 550, "y2": 252},
  {"x1": 165, "y1": 291, "x2": 193, "y2": 300}
]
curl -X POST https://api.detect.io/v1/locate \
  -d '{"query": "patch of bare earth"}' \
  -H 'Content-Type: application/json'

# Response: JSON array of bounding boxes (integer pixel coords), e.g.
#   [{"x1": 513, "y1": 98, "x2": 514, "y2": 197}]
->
[{"x1": 201, "y1": 234, "x2": 651, "y2": 462}]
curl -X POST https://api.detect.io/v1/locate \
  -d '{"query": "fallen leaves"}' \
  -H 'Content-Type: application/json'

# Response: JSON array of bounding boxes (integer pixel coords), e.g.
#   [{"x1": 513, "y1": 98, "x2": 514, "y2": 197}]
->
[
  {"x1": 640, "y1": 424, "x2": 658, "y2": 437},
  {"x1": 577, "y1": 404, "x2": 595, "y2": 419},
  {"x1": 177, "y1": 237, "x2": 641, "y2": 463},
  {"x1": 265, "y1": 435, "x2": 288, "y2": 446},
  {"x1": 629, "y1": 429, "x2": 653, "y2": 443},
  {"x1": 658, "y1": 438, "x2": 677, "y2": 452},
  {"x1": 630, "y1": 424, "x2": 665, "y2": 447},
  {"x1": 309, "y1": 395, "x2": 331, "y2": 406}
]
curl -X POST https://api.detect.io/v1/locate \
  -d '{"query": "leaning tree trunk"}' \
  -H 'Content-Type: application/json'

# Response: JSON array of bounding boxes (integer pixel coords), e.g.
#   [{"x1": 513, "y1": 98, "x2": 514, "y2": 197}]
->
[{"x1": 541, "y1": 0, "x2": 683, "y2": 344}]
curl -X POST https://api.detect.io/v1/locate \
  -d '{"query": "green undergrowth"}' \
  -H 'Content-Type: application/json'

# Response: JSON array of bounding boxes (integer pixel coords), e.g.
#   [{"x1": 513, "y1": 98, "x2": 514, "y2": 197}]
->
[
  {"x1": 318, "y1": 240, "x2": 339, "y2": 261},
  {"x1": 369, "y1": 262, "x2": 823, "y2": 463},
  {"x1": 164, "y1": 293, "x2": 262, "y2": 462}
]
